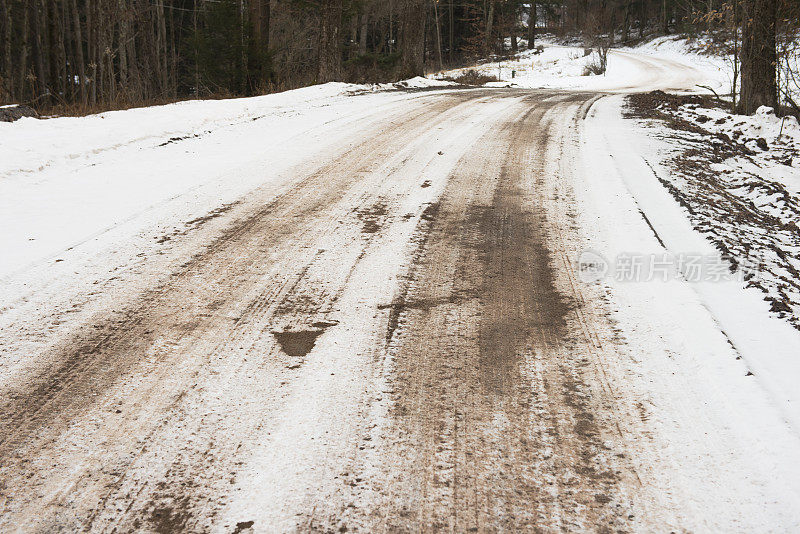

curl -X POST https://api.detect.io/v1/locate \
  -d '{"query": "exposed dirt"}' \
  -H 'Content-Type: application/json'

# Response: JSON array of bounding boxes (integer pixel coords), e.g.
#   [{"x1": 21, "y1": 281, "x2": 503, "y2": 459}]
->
[
  {"x1": 297, "y1": 94, "x2": 644, "y2": 532},
  {"x1": 273, "y1": 329, "x2": 326, "y2": 357},
  {"x1": 1, "y1": 89, "x2": 649, "y2": 532},
  {"x1": 627, "y1": 91, "x2": 800, "y2": 330}
]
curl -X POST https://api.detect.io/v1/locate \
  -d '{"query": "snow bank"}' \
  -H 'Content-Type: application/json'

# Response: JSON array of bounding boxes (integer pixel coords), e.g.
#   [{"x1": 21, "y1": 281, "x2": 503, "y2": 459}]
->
[
  {"x1": 0, "y1": 82, "x2": 367, "y2": 179},
  {"x1": 392, "y1": 76, "x2": 456, "y2": 89},
  {"x1": 0, "y1": 78, "x2": 461, "y2": 182},
  {"x1": 0, "y1": 81, "x2": 446, "y2": 281},
  {"x1": 676, "y1": 103, "x2": 800, "y2": 150}
]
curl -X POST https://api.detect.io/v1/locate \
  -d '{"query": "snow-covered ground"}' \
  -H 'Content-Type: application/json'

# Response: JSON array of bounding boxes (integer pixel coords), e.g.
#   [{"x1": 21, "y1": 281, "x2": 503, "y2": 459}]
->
[
  {"x1": 434, "y1": 35, "x2": 730, "y2": 94},
  {"x1": 624, "y1": 92, "x2": 800, "y2": 328},
  {"x1": 0, "y1": 81, "x2": 452, "y2": 282},
  {"x1": 578, "y1": 94, "x2": 800, "y2": 528}
]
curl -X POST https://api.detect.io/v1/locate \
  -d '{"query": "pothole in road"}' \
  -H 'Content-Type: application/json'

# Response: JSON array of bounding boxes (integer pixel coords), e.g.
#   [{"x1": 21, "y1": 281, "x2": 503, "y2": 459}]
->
[
  {"x1": 272, "y1": 330, "x2": 324, "y2": 357},
  {"x1": 272, "y1": 320, "x2": 338, "y2": 358}
]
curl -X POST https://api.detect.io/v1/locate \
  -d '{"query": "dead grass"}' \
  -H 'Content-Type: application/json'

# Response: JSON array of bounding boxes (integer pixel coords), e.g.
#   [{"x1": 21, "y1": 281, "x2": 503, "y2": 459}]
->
[{"x1": 442, "y1": 69, "x2": 499, "y2": 86}]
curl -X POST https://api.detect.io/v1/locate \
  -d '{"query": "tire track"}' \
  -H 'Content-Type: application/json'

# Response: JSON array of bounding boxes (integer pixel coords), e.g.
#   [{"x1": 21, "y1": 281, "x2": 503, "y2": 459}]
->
[
  {"x1": 0, "y1": 90, "x2": 527, "y2": 532},
  {"x1": 310, "y1": 92, "x2": 644, "y2": 532}
]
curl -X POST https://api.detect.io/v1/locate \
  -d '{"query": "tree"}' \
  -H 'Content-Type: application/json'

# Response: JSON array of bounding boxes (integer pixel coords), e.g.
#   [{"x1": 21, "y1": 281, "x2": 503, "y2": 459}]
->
[
  {"x1": 318, "y1": 0, "x2": 342, "y2": 82},
  {"x1": 738, "y1": 0, "x2": 778, "y2": 113},
  {"x1": 398, "y1": 0, "x2": 426, "y2": 77}
]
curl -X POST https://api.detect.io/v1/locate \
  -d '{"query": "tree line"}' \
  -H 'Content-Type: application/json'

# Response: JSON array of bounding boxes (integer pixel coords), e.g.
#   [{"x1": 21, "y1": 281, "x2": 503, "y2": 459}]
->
[{"x1": 0, "y1": 0, "x2": 797, "y2": 114}]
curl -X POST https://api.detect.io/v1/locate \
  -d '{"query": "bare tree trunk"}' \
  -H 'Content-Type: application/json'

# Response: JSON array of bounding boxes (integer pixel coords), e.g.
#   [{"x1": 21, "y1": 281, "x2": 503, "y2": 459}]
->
[
  {"x1": 1, "y1": 0, "x2": 11, "y2": 100},
  {"x1": 156, "y1": 0, "x2": 168, "y2": 95},
  {"x1": 399, "y1": 0, "x2": 426, "y2": 77},
  {"x1": 33, "y1": 0, "x2": 48, "y2": 101},
  {"x1": 41, "y1": 0, "x2": 52, "y2": 97},
  {"x1": 117, "y1": 0, "x2": 128, "y2": 94},
  {"x1": 388, "y1": 0, "x2": 394, "y2": 53},
  {"x1": 193, "y1": 0, "x2": 200, "y2": 95},
  {"x1": 251, "y1": 0, "x2": 271, "y2": 78},
  {"x1": 88, "y1": 0, "x2": 96, "y2": 105},
  {"x1": 318, "y1": 0, "x2": 342, "y2": 82},
  {"x1": 732, "y1": 0, "x2": 739, "y2": 111},
  {"x1": 72, "y1": 0, "x2": 87, "y2": 105},
  {"x1": 433, "y1": 0, "x2": 443, "y2": 70},
  {"x1": 622, "y1": 0, "x2": 630, "y2": 42},
  {"x1": 19, "y1": 3, "x2": 29, "y2": 99},
  {"x1": 448, "y1": 0, "x2": 454, "y2": 63},
  {"x1": 528, "y1": 1, "x2": 537, "y2": 48},
  {"x1": 739, "y1": 0, "x2": 777, "y2": 113},
  {"x1": 127, "y1": 2, "x2": 141, "y2": 100},
  {"x1": 54, "y1": 0, "x2": 66, "y2": 102},
  {"x1": 636, "y1": 0, "x2": 646, "y2": 39},
  {"x1": 509, "y1": 7, "x2": 518, "y2": 54},
  {"x1": 359, "y1": 13, "x2": 368, "y2": 55},
  {"x1": 485, "y1": 0, "x2": 495, "y2": 55}
]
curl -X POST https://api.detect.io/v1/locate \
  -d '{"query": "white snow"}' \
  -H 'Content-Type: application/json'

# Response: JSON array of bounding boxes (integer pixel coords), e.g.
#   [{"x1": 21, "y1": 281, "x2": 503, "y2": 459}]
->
[
  {"x1": 677, "y1": 102, "x2": 800, "y2": 148},
  {"x1": 577, "y1": 94, "x2": 800, "y2": 529},
  {"x1": 434, "y1": 35, "x2": 730, "y2": 94},
  {"x1": 0, "y1": 82, "x2": 453, "y2": 281}
]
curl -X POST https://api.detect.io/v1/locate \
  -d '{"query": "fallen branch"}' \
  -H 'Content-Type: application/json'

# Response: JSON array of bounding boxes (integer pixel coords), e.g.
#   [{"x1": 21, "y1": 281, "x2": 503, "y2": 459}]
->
[
  {"x1": 781, "y1": 89, "x2": 800, "y2": 116},
  {"x1": 696, "y1": 84, "x2": 723, "y2": 104}
]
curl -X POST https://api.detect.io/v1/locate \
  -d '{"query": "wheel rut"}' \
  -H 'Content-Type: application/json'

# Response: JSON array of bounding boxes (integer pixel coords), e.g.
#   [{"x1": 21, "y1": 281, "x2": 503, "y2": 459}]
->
[{"x1": 305, "y1": 93, "x2": 642, "y2": 533}]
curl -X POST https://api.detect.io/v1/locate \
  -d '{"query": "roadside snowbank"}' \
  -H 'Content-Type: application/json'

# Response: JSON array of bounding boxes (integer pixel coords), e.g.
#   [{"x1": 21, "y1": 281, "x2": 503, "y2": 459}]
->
[
  {"x1": 606, "y1": 92, "x2": 800, "y2": 426},
  {"x1": 675, "y1": 102, "x2": 800, "y2": 151},
  {"x1": 628, "y1": 93, "x2": 800, "y2": 333},
  {"x1": 579, "y1": 94, "x2": 800, "y2": 529},
  {"x1": 0, "y1": 83, "x2": 361, "y2": 178}
]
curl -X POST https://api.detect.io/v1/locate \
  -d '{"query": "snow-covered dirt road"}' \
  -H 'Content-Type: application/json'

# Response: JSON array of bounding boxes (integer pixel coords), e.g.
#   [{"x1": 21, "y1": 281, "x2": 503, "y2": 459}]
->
[{"x1": 2, "y1": 52, "x2": 800, "y2": 533}]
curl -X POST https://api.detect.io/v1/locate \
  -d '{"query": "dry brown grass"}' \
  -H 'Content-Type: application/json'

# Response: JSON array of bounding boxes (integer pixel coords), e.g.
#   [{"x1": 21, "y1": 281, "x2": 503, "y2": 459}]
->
[{"x1": 442, "y1": 69, "x2": 499, "y2": 86}]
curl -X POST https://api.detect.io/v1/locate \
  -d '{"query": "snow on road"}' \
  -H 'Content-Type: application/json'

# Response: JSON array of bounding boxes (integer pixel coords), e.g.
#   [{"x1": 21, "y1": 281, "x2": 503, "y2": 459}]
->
[{"x1": 1, "y1": 44, "x2": 800, "y2": 532}]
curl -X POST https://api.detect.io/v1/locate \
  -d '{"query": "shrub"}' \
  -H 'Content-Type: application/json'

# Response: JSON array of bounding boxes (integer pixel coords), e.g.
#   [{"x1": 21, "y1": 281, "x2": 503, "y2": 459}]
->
[{"x1": 443, "y1": 69, "x2": 499, "y2": 85}]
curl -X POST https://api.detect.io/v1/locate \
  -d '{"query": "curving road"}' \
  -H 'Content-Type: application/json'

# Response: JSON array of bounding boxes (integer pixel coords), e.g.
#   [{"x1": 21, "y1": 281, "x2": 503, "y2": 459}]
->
[{"x1": 1, "y1": 52, "x2": 799, "y2": 533}]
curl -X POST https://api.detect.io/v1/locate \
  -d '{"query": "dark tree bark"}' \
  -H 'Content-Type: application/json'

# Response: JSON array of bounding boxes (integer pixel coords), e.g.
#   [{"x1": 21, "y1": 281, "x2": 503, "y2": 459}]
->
[
  {"x1": 528, "y1": 1, "x2": 537, "y2": 48},
  {"x1": 71, "y1": 0, "x2": 87, "y2": 104},
  {"x1": 485, "y1": 0, "x2": 495, "y2": 55},
  {"x1": 18, "y1": 3, "x2": 29, "y2": 98},
  {"x1": 433, "y1": 0, "x2": 443, "y2": 69},
  {"x1": 33, "y1": 0, "x2": 47, "y2": 99},
  {"x1": 738, "y1": 0, "x2": 778, "y2": 114},
  {"x1": 1, "y1": 0, "x2": 11, "y2": 99},
  {"x1": 358, "y1": 13, "x2": 368, "y2": 55},
  {"x1": 398, "y1": 0, "x2": 426, "y2": 77},
  {"x1": 318, "y1": 0, "x2": 342, "y2": 82},
  {"x1": 448, "y1": 0, "x2": 453, "y2": 63}
]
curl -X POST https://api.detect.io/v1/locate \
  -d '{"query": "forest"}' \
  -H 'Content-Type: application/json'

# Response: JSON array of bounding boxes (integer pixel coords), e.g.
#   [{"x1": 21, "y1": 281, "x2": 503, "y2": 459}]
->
[{"x1": 0, "y1": 0, "x2": 798, "y2": 114}]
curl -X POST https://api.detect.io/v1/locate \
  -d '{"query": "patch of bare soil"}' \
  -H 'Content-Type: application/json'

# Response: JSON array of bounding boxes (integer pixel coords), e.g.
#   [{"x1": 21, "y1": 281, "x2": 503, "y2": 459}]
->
[
  {"x1": 0, "y1": 104, "x2": 38, "y2": 122},
  {"x1": 272, "y1": 329, "x2": 325, "y2": 357},
  {"x1": 627, "y1": 91, "x2": 800, "y2": 329}
]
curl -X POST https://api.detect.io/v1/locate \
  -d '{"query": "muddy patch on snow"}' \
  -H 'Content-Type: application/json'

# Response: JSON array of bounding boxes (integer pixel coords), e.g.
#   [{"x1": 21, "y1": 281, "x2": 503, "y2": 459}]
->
[
  {"x1": 627, "y1": 91, "x2": 800, "y2": 330},
  {"x1": 356, "y1": 201, "x2": 389, "y2": 235},
  {"x1": 155, "y1": 201, "x2": 242, "y2": 244}
]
